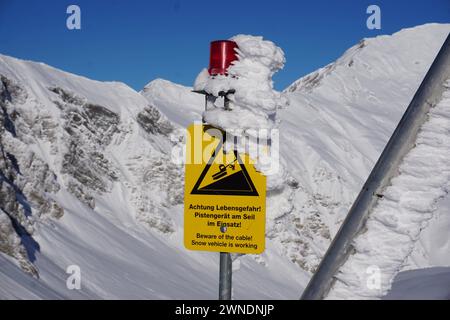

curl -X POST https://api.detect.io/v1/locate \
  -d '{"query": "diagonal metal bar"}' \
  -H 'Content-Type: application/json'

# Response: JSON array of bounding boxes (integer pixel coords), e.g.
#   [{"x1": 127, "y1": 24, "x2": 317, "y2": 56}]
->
[{"x1": 301, "y1": 33, "x2": 450, "y2": 300}]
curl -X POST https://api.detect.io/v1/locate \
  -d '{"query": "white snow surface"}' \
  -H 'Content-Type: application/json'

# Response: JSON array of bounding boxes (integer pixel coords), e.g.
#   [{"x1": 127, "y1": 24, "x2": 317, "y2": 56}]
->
[
  {"x1": 152, "y1": 24, "x2": 450, "y2": 299},
  {"x1": 141, "y1": 78, "x2": 203, "y2": 128},
  {"x1": 384, "y1": 267, "x2": 450, "y2": 300},
  {"x1": 1, "y1": 23, "x2": 450, "y2": 299},
  {"x1": 328, "y1": 80, "x2": 450, "y2": 299},
  {"x1": 0, "y1": 53, "x2": 305, "y2": 299}
]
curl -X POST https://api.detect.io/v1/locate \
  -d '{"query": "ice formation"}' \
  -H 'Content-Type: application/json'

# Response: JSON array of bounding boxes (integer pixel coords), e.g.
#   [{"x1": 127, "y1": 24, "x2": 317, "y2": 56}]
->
[{"x1": 194, "y1": 35, "x2": 289, "y2": 184}]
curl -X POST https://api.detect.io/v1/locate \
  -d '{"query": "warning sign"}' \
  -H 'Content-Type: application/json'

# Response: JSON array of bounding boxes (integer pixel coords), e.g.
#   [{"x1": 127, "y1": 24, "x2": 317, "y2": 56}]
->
[
  {"x1": 184, "y1": 124, "x2": 266, "y2": 254},
  {"x1": 191, "y1": 150, "x2": 258, "y2": 196}
]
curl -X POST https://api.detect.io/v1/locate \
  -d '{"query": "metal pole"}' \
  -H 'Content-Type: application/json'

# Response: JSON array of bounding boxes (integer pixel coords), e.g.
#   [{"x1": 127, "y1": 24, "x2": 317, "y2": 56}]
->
[
  {"x1": 301, "y1": 33, "x2": 450, "y2": 300},
  {"x1": 218, "y1": 94, "x2": 233, "y2": 300},
  {"x1": 202, "y1": 93, "x2": 233, "y2": 300},
  {"x1": 219, "y1": 252, "x2": 232, "y2": 300}
]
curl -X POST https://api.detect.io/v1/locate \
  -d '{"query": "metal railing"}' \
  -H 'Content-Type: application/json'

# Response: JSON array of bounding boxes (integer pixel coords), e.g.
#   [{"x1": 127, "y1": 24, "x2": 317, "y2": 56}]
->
[{"x1": 301, "y1": 33, "x2": 450, "y2": 300}]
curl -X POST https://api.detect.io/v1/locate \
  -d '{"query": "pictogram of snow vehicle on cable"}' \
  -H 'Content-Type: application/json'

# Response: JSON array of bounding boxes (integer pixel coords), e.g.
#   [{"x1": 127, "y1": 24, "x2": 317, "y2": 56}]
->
[{"x1": 212, "y1": 158, "x2": 237, "y2": 180}]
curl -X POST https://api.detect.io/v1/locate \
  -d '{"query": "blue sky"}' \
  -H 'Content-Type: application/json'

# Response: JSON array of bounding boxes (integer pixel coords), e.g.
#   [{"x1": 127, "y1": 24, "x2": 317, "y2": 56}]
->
[{"x1": 0, "y1": 0, "x2": 448, "y2": 91}]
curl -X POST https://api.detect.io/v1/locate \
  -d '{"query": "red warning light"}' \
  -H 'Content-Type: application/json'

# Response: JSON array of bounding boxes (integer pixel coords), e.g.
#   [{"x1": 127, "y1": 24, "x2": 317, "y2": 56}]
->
[{"x1": 208, "y1": 40, "x2": 239, "y2": 76}]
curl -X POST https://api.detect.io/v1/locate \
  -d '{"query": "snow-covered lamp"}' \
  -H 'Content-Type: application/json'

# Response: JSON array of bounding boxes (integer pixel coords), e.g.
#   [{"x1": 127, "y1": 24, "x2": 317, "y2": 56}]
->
[{"x1": 208, "y1": 40, "x2": 238, "y2": 76}]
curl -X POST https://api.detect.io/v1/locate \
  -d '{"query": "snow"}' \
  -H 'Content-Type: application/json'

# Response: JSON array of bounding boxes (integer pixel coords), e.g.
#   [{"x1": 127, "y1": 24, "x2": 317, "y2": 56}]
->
[
  {"x1": 278, "y1": 24, "x2": 450, "y2": 275},
  {"x1": 194, "y1": 35, "x2": 288, "y2": 132},
  {"x1": 0, "y1": 51, "x2": 306, "y2": 299},
  {"x1": 150, "y1": 24, "x2": 450, "y2": 299},
  {"x1": 0, "y1": 55, "x2": 143, "y2": 119},
  {"x1": 3, "y1": 188, "x2": 306, "y2": 299},
  {"x1": 141, "y1": 78, "x2": 204, "y2": 128},
  {"x1": 0, "y1": 254, "x2": 71, "y2": 299},
  {"x1": 193, "y1": 35, "x2": 289, "y2": 182},
  {"x1": 1, "y1": 23, "x2": 450, "y2": 300},
  {"x1": 405, "y1": 194, "x2": 450, "y2": 268},
  {"x1": 1, "y1": 188, "x2": 306, "y2": 299},
  {"x1": 328, "y1": 85, "x2": 450, "y2": 299},
  {"x1": 385, "y1": 267, "x2": 450, "y2": 300}
]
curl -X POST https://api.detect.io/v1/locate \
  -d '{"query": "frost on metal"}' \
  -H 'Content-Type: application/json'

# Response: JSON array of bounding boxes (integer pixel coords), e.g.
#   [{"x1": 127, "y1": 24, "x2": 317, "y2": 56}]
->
[{"x1": 328, "y1": 82, "x2": 450, "y2": 299}]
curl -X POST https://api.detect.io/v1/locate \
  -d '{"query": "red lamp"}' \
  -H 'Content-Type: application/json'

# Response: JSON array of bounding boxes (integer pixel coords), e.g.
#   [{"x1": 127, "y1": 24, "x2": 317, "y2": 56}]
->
[{"x1": 208, "y1": 40, "x2": 239, "y2": 76}]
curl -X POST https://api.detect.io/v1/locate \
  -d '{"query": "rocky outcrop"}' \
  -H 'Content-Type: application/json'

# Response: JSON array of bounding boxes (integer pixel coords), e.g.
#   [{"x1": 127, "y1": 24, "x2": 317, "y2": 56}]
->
[
  {"x1": 1, "y1": 75, "x2": 63, "y2": 276},
  {"x1": 51, "y1": 86, "x2": 120, "y2": 206},
  {"x1": 137, "y1": 105, "x2": 173, "y2": 135},
  {"x1": 0, "y1": 66, "x2": 183, "y2": 274}
]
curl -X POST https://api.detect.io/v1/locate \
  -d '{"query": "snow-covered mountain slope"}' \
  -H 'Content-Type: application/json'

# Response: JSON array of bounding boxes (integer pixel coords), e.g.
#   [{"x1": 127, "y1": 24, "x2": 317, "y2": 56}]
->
[
  {"x1": 384, "y1": 266, "x2": 450, "y2": 300},
  {"x1": 278, "y1": 23, "x2": 450, "y2": 275},
  {"x1": 1, "y1": 23, "x2": 449, "y2": 299},
  {"x1": 143, "y1": 23, "x2": 450, "y2": 296},
  {"x1": 0, "y1": 54, "x2": 305, "y2": 299},
  {"x1": 141, "y1": 79, "x2": 203, "y2": 128}
]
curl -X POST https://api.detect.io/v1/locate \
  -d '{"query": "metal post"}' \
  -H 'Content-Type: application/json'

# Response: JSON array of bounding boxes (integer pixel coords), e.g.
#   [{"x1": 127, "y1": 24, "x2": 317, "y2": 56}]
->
[
  {"x1": 301, "y1": 33, "x2": 450, "y2": 300},
  {"x1": 219, "y1": 252, "x2": 232, "y2": 300},
  {"x1": 200, "y1": 92, "x2": 234, "y2": 300}
]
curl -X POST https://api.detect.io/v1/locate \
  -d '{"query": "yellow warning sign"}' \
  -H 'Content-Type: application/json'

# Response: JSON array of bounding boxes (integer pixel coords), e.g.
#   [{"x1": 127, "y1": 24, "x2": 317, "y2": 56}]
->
[{"x1": 184, "y1": 124, "x2": 266, "y2": 254}]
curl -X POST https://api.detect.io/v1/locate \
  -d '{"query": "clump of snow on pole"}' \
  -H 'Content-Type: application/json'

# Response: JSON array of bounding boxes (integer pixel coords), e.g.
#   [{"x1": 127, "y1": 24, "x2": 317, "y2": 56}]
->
[{"x1": 194, "y1": 35, "x2": 289, "y2": 191}]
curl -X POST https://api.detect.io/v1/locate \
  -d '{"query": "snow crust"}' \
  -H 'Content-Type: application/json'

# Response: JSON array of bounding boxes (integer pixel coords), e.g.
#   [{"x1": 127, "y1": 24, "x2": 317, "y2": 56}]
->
[
  {"x1": 328, "y1": 81, "x2": 450, "y2": 299},
  {"x1": 194, "y1": 35, "x2": 289, "y2": 183},
  {"x1": 194, "y1": 35, "x2": 288, "y2": 132}
]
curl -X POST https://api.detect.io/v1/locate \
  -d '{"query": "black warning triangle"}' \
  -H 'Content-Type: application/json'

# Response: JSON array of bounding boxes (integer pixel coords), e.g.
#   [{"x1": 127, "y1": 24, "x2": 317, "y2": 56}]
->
[{"x1": 191, "y1": 148, "x2": 259, "y2": 197}]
